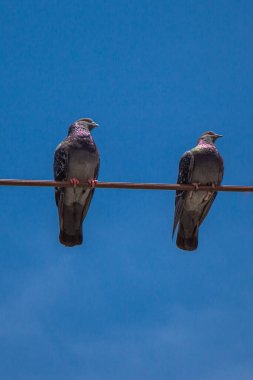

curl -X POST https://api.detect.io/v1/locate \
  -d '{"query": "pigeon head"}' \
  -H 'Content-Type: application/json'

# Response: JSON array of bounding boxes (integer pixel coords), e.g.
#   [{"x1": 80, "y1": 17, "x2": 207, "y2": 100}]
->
[
  {"x1": 76, "y1": 118, "x2": 99, "y2": 131},
  {"x1": 198, "y1": 131, "x2": 223, "y2": 145},
  {"x1": 68, "y1": 118, "x2": 99, "y2": 135}
]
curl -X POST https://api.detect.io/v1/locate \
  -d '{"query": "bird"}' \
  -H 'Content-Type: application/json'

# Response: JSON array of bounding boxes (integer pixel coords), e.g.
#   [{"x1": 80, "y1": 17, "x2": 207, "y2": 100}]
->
[
  {"x1": 54, "y1": 118, "x2": 100, "y2": 247},
  {"x1": 172, "y1": 131, "x2": 224, "y2": 251}
]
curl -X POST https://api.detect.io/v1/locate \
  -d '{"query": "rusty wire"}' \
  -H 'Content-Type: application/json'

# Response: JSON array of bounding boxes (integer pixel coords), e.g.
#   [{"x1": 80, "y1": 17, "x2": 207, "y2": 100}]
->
[{"x1": 0, "y1": 179, "x2": 252, "y2": 192}]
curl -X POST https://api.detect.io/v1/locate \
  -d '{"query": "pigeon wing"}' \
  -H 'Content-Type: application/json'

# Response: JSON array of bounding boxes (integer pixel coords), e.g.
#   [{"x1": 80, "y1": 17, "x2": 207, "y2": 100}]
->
[
  {"x1": 198, "y1": 153, "x2": 224, "y2": 226},
  {"x1": 172, "y1": 150, "x2": 194, "y2": 237},
  {"x1": 53, "y1": 141, "x2": 69, "y2": 207}
]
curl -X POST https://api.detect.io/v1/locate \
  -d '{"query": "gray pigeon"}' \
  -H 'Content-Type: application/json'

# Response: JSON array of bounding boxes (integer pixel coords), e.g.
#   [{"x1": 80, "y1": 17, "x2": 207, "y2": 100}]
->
[
  {"x1": 54, "y1": 118, "x2": 100, "y2": 247},
  {"x1": 172, "y1": 131, "x2": 224, "y2": 251}
]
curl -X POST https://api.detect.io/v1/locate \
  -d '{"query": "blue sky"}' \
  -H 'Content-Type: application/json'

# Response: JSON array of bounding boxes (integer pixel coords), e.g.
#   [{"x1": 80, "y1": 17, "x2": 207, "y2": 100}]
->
[{"x1": 0, "y1": 0, "x2": 253, "y2": 379}]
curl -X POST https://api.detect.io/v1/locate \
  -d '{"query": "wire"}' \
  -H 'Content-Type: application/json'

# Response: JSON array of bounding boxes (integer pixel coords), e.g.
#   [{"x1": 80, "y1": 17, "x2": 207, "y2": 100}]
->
[{"x1": 0, "y1": 179, "x2": 252, "y2": 192}]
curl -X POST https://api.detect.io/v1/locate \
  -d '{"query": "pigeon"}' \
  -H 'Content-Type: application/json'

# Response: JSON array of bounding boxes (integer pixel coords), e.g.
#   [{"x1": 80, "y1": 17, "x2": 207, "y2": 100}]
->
[
  {"x1": 54, "y1": 118, "x2": 100, "y2": 247},
  {"x1": 172, "y1": 131, "x2": 224, "y2": 251}
]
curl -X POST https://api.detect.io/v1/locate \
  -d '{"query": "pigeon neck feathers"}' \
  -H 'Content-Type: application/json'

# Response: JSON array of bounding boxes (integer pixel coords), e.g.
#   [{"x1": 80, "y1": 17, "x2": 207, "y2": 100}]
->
[
  {"x1": 193, "y1": 139, "x2": 218, "y2": 155},
  {"x1": 197, "y1": 137, "x2": 216, "y2": 147},
  {"x1": 68, "y1": 124, "x2": 91, "y2": 137}
]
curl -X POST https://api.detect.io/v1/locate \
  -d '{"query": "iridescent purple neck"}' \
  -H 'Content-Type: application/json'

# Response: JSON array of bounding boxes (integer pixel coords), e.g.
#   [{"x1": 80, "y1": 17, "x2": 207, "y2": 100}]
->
[
  {"x1": 68, "y1": 124, "x2": 90, "y2": 137},
  {"x1": 198, "y1": 138, "x2": 214, "y2": 146},
  {"x1": 197, "y1": 138, "x2": 218, "y2": 151}
]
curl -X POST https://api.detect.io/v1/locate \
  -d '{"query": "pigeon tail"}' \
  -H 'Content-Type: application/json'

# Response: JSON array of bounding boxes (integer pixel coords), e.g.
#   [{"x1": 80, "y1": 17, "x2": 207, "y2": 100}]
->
[
  {"x1": 59, "y1": 230, "x2": 83, "y2": 247},
  {"x1": 176, "y1": 223, "x2": 198, "y2": 251},
  {"x1": 58, "y1": 203, "x2": 84, "y2": 247}
]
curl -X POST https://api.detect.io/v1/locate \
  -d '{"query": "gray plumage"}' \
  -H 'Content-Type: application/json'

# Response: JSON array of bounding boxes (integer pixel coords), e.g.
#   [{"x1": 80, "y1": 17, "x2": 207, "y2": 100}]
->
[
  {"x1": 173, "y1": 131, "x2": 224, "y2": 251},
  {"x1": 54, "y1": 118, "x2": 100, "y2": 247}
]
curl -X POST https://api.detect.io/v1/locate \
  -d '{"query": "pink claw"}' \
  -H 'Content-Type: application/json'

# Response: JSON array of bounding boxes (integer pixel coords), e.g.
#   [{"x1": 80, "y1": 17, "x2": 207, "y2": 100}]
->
[
  {"x1": 89, "y1": 179, "x2": 97, "y2": 189},
  {"x1": 192, "y1": 182, "x2": 200, "y2": 191},
  {"x1": 70, "y1": 178, "x2": 80, "y2": 188}
]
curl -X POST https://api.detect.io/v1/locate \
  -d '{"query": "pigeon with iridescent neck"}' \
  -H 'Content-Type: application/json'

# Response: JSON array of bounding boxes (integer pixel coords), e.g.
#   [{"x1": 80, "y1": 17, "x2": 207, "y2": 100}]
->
[
  {"x1": 172, "y1": 131, "x2": 224, "y2": 251},
  {"x1": 54, "y1": 118, "x2": 100, "y2": 247}
]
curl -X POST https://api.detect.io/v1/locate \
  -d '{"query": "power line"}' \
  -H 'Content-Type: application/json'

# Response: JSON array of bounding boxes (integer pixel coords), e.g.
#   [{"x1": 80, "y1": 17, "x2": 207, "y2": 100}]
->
[{"x1": 0, "y1": 179, "x2": 252, "y2": 192}]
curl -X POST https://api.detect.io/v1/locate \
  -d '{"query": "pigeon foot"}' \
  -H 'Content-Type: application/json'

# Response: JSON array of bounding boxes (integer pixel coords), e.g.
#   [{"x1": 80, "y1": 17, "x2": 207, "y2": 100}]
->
[
  {"x1": 189, "y1": 183, "x2": 200, "y2": 198},
  {"x1": 89, "y1": 179, "x2": 97, "y2": 189},
  {"x1": 192, "y1": 183, "x2": 200, "y2": 191},
  {"x1": 70, "y1": 178, "x2": 80, "y2": 188}
]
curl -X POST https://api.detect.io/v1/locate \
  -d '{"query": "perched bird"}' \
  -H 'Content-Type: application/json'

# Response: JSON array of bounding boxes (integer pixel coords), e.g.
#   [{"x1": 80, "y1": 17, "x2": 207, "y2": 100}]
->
[
  {"x1": 172, "y1": 131, "x2": 224, "y2": 251},
  {"x1": 54, "y1": 118, "x2": 100, "y2": 247}
]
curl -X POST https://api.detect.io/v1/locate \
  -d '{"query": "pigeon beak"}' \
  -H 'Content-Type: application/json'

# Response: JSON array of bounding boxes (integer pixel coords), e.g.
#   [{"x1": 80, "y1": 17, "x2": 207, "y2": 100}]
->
[
  {"x1": 215, "y1": 134, "x2": 223, "y2": 139},
  {"x1": 88, "y1": 121, "x2": 99, "y2": 129}
]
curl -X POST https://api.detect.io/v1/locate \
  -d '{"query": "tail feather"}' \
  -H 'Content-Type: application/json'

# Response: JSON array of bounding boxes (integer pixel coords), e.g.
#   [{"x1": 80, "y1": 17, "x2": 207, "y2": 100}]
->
[
  {"x1": 59, "y1": 230, "x2": 83, "y2": 247},
  {"x1": 176, "y1": 222, "x2": 199, "y2": 251},
  {"x1": 58, "y1": 202, "x2": 84, "y2": 247}
]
